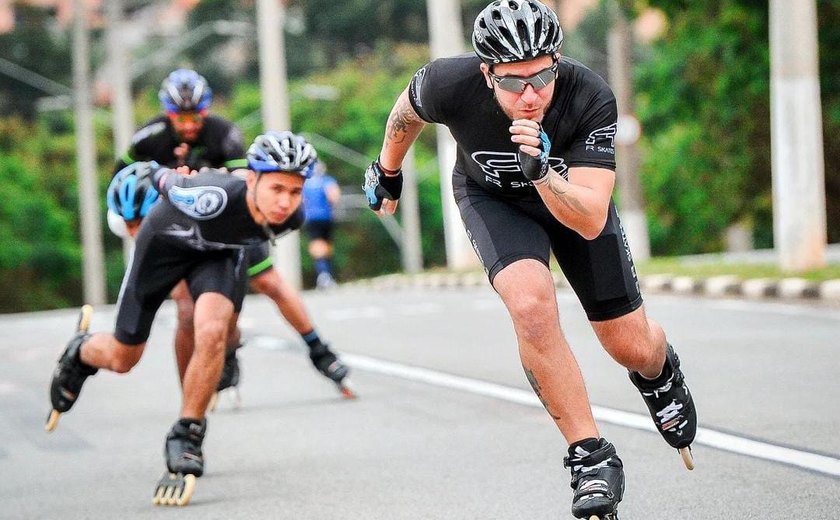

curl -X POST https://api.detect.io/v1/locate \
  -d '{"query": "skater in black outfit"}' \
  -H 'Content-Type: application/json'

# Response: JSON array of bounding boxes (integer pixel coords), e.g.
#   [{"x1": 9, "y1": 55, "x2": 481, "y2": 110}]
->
[
  {"x1": 47, "y1": 131, "x2": 324, "y2": 506},
  {"x1": 363, "y1": 1, "x2": 696, "y2": 518},
  {"x1": 110, "y1": 68, "x2": 350, "y2": 400}
]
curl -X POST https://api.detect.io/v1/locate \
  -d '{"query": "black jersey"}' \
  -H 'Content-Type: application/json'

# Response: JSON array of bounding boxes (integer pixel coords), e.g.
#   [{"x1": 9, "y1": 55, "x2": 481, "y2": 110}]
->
[
  {"x1": 114, "y1": 114, "x2": 247, "y2": 174},
  {"x1": 408, "y1": 54, "x2": 618, "y2": 199},
  {"x1": 144, "y1": 168, "x2": 303, "y2": 251}
]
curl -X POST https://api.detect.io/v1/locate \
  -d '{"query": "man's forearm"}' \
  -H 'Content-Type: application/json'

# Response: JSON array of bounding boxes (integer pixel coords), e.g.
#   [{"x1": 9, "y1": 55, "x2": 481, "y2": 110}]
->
[
  {"x1": 533, "y1": 169, "x2": 610, "y2": 240},
  {"x1": 380, "y1": 89, "x2": 426, "y2": 171}
]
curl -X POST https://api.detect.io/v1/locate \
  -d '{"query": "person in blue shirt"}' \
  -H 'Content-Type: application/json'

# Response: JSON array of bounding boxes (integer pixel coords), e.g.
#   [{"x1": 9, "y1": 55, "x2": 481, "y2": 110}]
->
[{"x1": 302, "y1": 161, "x2": 342, "y2": 289}]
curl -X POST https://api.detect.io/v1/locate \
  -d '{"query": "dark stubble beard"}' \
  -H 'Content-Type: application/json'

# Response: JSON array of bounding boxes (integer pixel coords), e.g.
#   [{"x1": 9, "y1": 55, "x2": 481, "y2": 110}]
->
[{"x1": 493, "y1": 90, "x2": 547, "y2": 123}]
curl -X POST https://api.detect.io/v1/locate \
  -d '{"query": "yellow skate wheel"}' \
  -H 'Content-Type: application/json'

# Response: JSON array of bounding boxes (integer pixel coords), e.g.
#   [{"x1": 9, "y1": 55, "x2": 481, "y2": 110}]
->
[
  {"x1": 77, "y1": 305, "x2": 93, "y2": 333},
  {"x1": 679, "y1": 447, "x2": 695, "y2": 470},
  {"x1": 45, "y1": 409, "x2": 61, "y2": 432},
  {"x1": 174, "y1": 474, "x2": 197, "y2": 506},
  {"x1": 152, "y1": 483, "x2": 166, "y2": 505},
  {"x1": 589, "y1": 516, "x2": 600, "y2": 520}
]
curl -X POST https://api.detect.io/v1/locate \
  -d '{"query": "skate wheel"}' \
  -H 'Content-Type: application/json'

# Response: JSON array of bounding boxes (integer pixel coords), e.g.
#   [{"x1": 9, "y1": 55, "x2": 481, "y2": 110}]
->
[
  {"x1": 174, "y1": 474, "x2": 197, "y2": 506},
  {"x1": 153, "y1": 472, "x2": 197, "y2": 507},
  {"x1": 679, "y1": 446, "x2": 694, "y2": 470},
  {"x1": 45, "y1": 409, "x2": 60, "y2": 432},
  {"x1": 77, "y1": 304, "x2": 93, "y2": 333},
  {"x1": 232, "y1": 388, "x2": 242, "y2": 409},
  {"x1": 338, "y1": 379, "x2": 357, "y2": 400},
  {"x1": 208, "y1": 392, "x2": 218, "y2": 412},
  {"x1": 589, "y1": 516, "x2": 600, "y2": 520}
]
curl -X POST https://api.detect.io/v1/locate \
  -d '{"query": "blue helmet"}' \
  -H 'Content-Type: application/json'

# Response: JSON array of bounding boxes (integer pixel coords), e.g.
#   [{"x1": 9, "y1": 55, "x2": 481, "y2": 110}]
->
[
  {"x1": 107, "y1": 162, "x2": 160, "y2": 220},
  {"x1": 247, "y1": 131, "x2": 317, "y2": 176},
  {"x1": 158, "y1": 69, "x2": 212, "y2": 112}
]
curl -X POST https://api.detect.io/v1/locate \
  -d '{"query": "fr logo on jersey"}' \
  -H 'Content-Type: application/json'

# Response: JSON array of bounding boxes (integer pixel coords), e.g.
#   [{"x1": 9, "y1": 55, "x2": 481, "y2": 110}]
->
[
  {"x1": 585, "y1": 123, "x2": 617, "y2": 154},
  {"x1": 168, "y1": 186, "x2": 228, "y2": 220},
  {"x1": 471, "y1": 151, "x2": 568, "y2": 189}
]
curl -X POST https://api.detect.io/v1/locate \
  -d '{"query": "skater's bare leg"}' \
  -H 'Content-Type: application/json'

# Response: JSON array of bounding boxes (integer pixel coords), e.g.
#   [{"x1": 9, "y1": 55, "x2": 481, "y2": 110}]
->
[
  {"x1": 226, "y1": 313, "x2": 241, "y2": 352},
  {"x1": 250, "y1": 268, "x2": 313, "y2": 333},
  {"x1": 590, "y1": 305, "x2": 667, "y2": 379},
  {"x1": 493, "y1": 259, "x2": 598, "y2": 444},
  {"x1": 180, "y1": 292, "x2": 232, "y2": 419},
  {"x1": 171, "y1": 280, "x2": 195, "y2": 384},
  {"x1": 79, "y1": 333, "x2": 146, "y2": 373}
]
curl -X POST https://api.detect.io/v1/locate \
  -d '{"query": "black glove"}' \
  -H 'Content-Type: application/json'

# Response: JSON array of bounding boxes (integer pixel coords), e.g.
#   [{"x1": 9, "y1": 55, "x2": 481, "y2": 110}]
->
[
  {"x1": 363, "y1": 159, "x2": 403, "y2": 211},
  {"x1": 518, "y1": 124, "x2": 551, "y2": 182}
]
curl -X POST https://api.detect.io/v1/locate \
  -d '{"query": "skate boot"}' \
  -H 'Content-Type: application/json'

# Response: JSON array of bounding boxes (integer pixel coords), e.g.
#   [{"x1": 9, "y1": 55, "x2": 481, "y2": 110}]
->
[
  {"x1": 564, "y1": 438, "x2": 624, "y2": 520},
  {"x1": 153, "y1": 418, "x2": 206, "y2": 506},
  {"x1": 629, "y1": 343, "x2": 697, "y2": 470},
  {"x1": 309, "y1": 342, "x2": 355, "y2": 399},
  {"x1": 45, "y1": 305, "x2": 97, "y2": 432},
  {"x1": 208, "y1": 346, "x2": 242, "y2": 412}
]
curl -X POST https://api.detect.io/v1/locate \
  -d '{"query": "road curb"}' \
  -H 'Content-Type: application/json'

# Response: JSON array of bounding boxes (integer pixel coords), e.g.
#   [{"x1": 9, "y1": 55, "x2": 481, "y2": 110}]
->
[{"x1": 343, "y1": 272, "x2": 840, "y2": 304}]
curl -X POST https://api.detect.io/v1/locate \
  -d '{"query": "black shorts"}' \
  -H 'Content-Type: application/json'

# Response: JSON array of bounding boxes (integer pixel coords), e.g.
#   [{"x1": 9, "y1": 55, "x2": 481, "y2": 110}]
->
[
  {"x1": 303, "y1": 220, "x2": 334, "y2": 242},
  {"x1": 454, "y1": 176, "x2": 642, "y2": 322},
  {"x1": 245, "y1": 242, "x2": 274, "y2": 277},
  {"x1": 114, "y1": 231, "x2": 247, "y2": 345}
]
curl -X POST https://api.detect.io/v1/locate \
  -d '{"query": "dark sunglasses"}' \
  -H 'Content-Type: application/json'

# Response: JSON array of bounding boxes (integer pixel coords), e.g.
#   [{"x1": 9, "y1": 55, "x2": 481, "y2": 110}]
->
[{"x1": 488, "y1": 61, "x2": 559, "y2": 94}]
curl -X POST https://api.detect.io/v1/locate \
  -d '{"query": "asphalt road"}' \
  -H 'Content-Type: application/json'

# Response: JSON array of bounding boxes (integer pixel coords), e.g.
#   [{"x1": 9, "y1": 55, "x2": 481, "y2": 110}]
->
[{"x1": 1, "y1": 287, "x2": 838, "y2": 519}]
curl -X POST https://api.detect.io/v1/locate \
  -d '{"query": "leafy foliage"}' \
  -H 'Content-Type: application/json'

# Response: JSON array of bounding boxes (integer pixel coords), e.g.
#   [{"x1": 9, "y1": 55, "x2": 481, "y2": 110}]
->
[
  {"x1": 611, "y1": 0, "x2": 840, "y2": 253},
  {"x1": 0, "y1": 120, "x2": 80, "y2": 311}
]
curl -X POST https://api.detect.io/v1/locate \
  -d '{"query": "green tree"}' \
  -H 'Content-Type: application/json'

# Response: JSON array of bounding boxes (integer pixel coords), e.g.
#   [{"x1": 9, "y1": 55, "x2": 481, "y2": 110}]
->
[
  {"x1": 615, "y1": 0, "x2": 839, "y2": 253},
  {"x1": 0, "y1": 119, "x2": 81, "y2": 311}
]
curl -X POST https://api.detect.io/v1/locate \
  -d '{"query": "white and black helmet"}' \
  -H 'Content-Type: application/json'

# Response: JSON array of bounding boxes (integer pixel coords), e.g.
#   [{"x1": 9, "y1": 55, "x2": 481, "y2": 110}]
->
[
  {"x1": 247, "y1": 131, "x2": 317, "y2": 176},
  {"x1": 472, "y1": 0, "x2": 563, "y2": 64}
]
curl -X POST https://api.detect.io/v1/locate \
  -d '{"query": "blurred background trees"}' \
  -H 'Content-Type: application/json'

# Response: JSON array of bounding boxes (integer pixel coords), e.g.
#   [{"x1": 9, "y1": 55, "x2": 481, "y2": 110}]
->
[{"x1": 0, "y1": 0, "x2": 837, "y2": 311}]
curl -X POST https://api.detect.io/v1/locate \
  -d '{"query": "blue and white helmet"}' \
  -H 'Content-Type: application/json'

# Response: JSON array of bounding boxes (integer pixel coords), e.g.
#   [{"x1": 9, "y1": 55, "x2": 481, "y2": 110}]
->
[
  {"x1": 247, "y1": 131, "x2": 317, "y2": 176},
  {"x1": 107, "y1": 162, "x2": 160, "y2": 220},
  {"x1": 158, "y1": 69, "x2": 213, "y2": 112}
]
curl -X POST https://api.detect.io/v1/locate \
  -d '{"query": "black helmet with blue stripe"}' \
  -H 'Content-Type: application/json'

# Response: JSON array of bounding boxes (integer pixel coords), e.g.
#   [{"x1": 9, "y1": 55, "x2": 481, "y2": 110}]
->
[
  {"x1": 158, "y1": 69, "x2": 213, "y2": 112},
  {"x1": 247, "y1": 131, "x2": 317, "y2": 176},
  {"x1": 107, "y1": 162, "x2": 160, "y2": 221}
]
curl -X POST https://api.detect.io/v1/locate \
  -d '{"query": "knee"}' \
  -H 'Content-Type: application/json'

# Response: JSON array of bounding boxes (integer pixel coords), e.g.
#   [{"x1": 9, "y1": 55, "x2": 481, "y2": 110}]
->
[
  {"x1": 601, "y1": 332, "x2": 659, "y2": 370},
  {"x1": 507, "y1": 293, "x2": 556, "y2": 346},
  {"x1": 253, "y1": 276, "x2": 285, "y2": 302},
  {"x1": 195, "y1": 320, "x2": 229, "y2": 354}
]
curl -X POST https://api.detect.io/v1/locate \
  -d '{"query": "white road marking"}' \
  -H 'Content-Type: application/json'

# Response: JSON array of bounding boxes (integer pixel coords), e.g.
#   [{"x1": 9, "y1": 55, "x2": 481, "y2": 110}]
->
[{"x1": 343, "y1": 352, "x2": 840, "y2": 478}]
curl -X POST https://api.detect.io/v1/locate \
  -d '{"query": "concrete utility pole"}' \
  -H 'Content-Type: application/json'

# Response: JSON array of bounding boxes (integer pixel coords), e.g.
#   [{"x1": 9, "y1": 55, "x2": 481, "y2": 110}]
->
[
  {"x1": 73, "y1": 0, "x2": 106, "y2": 305},
  {"x1": 770, "y1": 0, "x2": 827, "y2": 271},
  {"x1": 256, "y1": 0, "x2": 301, "y2": 288},
  {"x1": 426, "y1": 0, "x2": 479, "y2": 270},
  {"x1": 106, "y1": 0, "x2": 133, "y2": 155},
  {"x1": 607, "y1": 4, "x2": 650, "y2": 261},
  {"x1": 401, "y1": 147, "x2": 423, "y2": 273},
  {"x1": 106, "y1": 0, "x2": 136, "y2": 265}
]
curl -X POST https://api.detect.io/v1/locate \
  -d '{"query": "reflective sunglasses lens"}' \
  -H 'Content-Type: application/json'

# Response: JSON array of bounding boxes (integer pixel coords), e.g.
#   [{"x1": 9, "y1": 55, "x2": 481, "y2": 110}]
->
[
  {"x1": 494, "y1": 66, "x2": 556, "y2": 94},
  {"x1": 497, "y1": 78, "x2": 527, "y2": 93}
]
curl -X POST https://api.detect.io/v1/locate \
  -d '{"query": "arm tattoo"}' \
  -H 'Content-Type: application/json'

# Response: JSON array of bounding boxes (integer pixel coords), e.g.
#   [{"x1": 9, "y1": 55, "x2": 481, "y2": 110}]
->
[
  {"x1": 524, "y1": 366, "x2": 562, "y2": 421},
  {"x1": 386, "y1": 98, "x2": 417, "y2": 144},
  {"x1": 545, "y1": 174, "x2": 591, "y2": 216}
]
